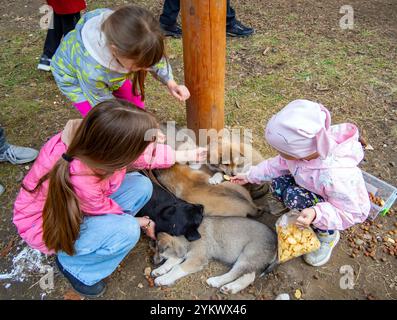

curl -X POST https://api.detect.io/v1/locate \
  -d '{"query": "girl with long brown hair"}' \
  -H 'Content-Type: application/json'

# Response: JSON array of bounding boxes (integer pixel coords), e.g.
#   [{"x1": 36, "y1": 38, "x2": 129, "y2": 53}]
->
[
  {"x1": 13, "y1": 100, "x2": 205, "y2": 298},
  {"x1": 51, "y1": 4, "x2": 190, "y2": 117}
]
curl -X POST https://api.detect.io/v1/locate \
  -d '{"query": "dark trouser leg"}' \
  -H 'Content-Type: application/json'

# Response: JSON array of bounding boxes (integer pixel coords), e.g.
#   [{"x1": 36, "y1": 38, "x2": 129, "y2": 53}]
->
[
  {"x1": 43, "y1": 12, "x2": 80, "y2": 58},
  {"x1": 160, "y1": 0, "x2": 180, "y2": 26},
  {"x1": 0, "y1": 127, "x2": 9, "y2": 154},
  {"x1": 226, "y1": 0, "x2": 236, "y2": 27},
  {"x1": 60, "y1": 12, "x2": 81, "y2": 36},
  {"x1": 43, "y1": 12, "x2": 63, "y2": 58}
]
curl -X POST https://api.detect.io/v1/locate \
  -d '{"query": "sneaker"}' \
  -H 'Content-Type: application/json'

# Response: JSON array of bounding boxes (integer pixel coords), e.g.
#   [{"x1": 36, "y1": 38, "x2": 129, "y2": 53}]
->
[
  {"x1": 0, "y1": 145, "x2": 39, "y2": 165},
  {"x1": 160, "y1": 23, "x2": 182, "y2": 38},
  {"x1": 37, "y1": 54, "x2": 51, "y2": 72},
  {"x1": 0, "y1": 183, "x2": 4, "y2": 196},
  {"x1": 303, "y1": 230, "x2": 340, "y2": 267},
  {"x1": 226, "y1": 20, "x2": 254, "y2": 37},
  {"x1": 55, "y1": 256, "x2": 106, "y2": 298}
]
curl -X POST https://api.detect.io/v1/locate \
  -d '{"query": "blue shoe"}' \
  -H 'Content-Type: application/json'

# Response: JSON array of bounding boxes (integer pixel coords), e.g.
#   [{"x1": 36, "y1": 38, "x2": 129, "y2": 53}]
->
[
  {"x1": 55, "y1": 256, "x2": 106, "y2": 298},
  {"x1": 37, "y1": 54, "x2": 51, "y2": 72},
  {"x1": 0, "y1": 144, "x2": 39, "y2": 165},
  {"x1": 226, "y1": 20, "x2": 254, "y2": 37},
  {"x1": 0, "y1": 183, "x2": 4, "y2": 196}
]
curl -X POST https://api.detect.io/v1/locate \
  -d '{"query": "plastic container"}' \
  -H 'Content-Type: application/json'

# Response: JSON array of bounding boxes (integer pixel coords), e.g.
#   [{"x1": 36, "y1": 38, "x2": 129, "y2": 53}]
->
[{"x1": 362, "y1": 171, "x2": 397, "y2": 220}]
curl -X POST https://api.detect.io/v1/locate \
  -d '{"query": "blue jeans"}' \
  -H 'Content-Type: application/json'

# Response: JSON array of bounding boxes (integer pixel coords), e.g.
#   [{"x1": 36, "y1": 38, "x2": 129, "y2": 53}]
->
[
  {"x1": 0, "y1": 127, "x2": 10, "y2": 154},
  {"x1": 57, "y1": 172, "x2": 153, "y2": 285}
]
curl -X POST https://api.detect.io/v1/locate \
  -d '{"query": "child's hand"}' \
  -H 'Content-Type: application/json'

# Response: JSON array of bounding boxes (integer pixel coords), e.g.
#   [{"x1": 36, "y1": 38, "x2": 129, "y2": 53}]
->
[
  {"x1": 295, "y1": 208, "x2": 316, "y2": 229},
  {"x1": 230, "y1": 173, "x2": 249, "y2": 185},
  {"x1": 138, "y1": 216, "x2": 156, "y2": 240},
  {"x1": 157, "y1": 129, "x2": 166, "y2": 143},
  {"x1": 167, "y1": 80, "x2": 190, "y2": 101},
  {"x1": 175, "y1": 147, "x2": 207, "y2": 163}
]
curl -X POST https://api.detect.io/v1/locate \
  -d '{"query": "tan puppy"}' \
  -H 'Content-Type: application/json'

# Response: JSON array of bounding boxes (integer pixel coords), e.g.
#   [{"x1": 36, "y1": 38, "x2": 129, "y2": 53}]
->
[
  {"x1": 206, "y1": 138, "x2": 265, "y2": 177},
  {"x1": 155, "y1": 164, "x2": 260, "y2": 217},
  {"x1": 151, "y1": 216, "x2": 277, "y2": 294},
  {"x1": 154, "y1": 125, "x2": 267, "y2": 216}
]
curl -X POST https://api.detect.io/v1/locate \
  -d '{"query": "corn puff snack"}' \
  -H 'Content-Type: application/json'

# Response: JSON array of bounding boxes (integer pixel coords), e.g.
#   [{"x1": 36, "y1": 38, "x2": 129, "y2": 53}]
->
[{"x1": 276, "y1": 212, "x2": 321, "y2": 263}]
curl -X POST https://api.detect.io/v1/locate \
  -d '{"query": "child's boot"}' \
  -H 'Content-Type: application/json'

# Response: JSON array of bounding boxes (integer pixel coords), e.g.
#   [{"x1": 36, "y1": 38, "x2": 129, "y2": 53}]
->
[
  {"x1": 55, "y1": 256, "x2": 106, "y2": 298},
  {"x1": 303, "y1": 230, "x2": 340, "y2": 267}
]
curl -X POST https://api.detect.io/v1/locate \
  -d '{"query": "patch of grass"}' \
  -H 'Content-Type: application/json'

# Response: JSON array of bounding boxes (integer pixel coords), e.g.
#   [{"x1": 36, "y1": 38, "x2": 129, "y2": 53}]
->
[
  {"x1": 360, "y1": 29, "x2": 375, "y2": 37},
  {"x1": 295, "y1": 70, "x2": 312, "y2": 81},
  {"x1": 321, "y1": 59, "x2": 336, "y2": 66}
]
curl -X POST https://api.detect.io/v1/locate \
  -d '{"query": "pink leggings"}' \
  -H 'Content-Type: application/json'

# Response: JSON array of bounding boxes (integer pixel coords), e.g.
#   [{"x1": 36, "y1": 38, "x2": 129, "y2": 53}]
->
[{"x1": 73, "y1": 80, "x2": 145, "y2": 117}]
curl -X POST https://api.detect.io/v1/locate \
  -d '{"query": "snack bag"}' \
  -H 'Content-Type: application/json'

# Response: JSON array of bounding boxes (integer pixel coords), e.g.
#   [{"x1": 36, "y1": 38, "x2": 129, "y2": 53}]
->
[{"x1": 276, "y1": 210, "x2": 321, "y2": 263}]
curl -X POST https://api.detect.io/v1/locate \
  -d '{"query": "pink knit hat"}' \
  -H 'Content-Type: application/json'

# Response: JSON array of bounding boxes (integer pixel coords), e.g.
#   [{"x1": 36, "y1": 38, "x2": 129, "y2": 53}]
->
[{"x1": 265, "y1": 99, "x2": 333, "y2": 159}]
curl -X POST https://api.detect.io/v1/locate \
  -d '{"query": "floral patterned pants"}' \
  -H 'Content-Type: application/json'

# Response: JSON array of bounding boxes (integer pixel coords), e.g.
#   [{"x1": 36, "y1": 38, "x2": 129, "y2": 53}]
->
[
  {"x1": 271, "y1": 175, "x2": 324, "y2": 210},
  {"x1": 271, "y1": 175, "x2": 334, "y2": 234}
]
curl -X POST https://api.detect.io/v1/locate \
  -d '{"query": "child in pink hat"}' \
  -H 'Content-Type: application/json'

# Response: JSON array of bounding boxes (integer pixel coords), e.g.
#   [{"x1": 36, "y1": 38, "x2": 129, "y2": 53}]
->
[{"x1": 231, "y1": 99, "x2": 371, "y2": 266}]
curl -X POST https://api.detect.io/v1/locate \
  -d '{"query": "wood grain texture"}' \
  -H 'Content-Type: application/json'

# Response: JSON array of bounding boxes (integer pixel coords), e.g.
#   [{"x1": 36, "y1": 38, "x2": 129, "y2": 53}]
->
[{"x1": 181, "y1": 0, "x2": 226, "y2": 135}]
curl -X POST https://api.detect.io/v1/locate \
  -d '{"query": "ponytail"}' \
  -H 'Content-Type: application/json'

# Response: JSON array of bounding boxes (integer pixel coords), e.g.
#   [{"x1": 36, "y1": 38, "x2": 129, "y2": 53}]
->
[
  {"x1": 42, "y1": 159, "x2": 82, "y2": 255},
  {"x1": 132, "y1": 70, "x2": 147, "y2": 101}
]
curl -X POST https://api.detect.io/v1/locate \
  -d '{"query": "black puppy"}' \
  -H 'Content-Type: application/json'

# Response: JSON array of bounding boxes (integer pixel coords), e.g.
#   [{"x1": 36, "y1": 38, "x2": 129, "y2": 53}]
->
[{"x1": 137, "y1": 180, "x2": 204, "y2": 241}]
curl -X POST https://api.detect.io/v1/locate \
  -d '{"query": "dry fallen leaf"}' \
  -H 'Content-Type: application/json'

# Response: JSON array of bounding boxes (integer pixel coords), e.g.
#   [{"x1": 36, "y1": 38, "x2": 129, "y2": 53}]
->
[
  {"x1": 63, "y1": 290, "x2": 83, "y2": 300},
  {"x1": 146, "y1": 277, "x2": 155, "y2": 288},
  {"x1": 0, "y1": 237, "x2": 17, "y2": 257}
]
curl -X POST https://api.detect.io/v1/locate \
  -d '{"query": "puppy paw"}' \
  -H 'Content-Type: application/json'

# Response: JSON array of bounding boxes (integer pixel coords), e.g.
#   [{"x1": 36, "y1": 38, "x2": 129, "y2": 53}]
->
[
  {"x1": 206, "y1": 277, "x2": 223, "y2": 288},
  {"x1": 151, "y1": 267, "x2": 167, "y2": 278},
  {"x1": 208, "y1": 172, "x2": 224, "y2": 185},
  {"x1": 220, "y1": 283, "x2": 241, "y2": 295},
  {"x1": 154, "y1": 275, "x2": 175, "y2": 287}
]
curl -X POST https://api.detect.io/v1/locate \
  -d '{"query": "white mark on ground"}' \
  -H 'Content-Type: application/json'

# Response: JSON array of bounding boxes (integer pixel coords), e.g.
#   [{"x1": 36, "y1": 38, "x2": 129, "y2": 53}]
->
[{"x1": 0, "y1": 246, "x2": 48, "y2": 282}]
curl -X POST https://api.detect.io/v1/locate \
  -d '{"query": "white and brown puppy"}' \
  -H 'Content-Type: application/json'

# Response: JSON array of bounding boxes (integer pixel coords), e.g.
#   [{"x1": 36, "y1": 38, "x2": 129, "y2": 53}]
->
[{"x1": 151, "y1": 216, "x2": 277, "y2": 294}]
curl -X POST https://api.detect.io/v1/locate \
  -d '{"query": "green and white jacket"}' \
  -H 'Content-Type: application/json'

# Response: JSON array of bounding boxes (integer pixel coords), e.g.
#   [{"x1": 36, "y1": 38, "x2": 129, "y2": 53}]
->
[{"x1": 51, "y1": 8, "x2": 174, "y2": 106}]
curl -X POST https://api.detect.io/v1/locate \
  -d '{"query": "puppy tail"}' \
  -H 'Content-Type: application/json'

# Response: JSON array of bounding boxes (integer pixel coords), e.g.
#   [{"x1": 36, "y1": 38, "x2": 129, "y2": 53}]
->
[{"x1": 259, "y1": 255, "x2": 278, "y2": 278}]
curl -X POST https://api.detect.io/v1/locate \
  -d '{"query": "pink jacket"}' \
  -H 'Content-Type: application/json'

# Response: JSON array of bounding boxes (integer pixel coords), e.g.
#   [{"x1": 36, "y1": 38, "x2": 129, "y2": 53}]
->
[
  {"x1": 247, "y1": 123, "x2": 371, "y2": 231},
  {"x1": 13, "y1": 122, "x2": 175, "y2": 254}
]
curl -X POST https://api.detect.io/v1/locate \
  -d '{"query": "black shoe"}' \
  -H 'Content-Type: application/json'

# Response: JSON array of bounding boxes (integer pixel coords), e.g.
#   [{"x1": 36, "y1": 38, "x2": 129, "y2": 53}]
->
[
  {"x1": 160, "y1": 23, "x2": 182, "y2": 38},
  {"x1": 226, "y1": 20, "x2": 254, "y2": 37},
  {"x1": 55, "y1": 256, "x2": 106, "y2": 298},
  {"x1": 37, "y1": 54, "x2": 51, "y2": 72}
]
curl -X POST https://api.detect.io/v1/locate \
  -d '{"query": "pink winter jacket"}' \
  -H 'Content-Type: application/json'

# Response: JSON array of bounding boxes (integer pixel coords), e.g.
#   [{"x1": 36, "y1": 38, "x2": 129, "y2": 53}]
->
[
  {"x1": 247, "y1": 123, "x2": 371, "y2": 231},
  {"x1": 13, "y1": 120, "x2": 175, "y2": 254}
]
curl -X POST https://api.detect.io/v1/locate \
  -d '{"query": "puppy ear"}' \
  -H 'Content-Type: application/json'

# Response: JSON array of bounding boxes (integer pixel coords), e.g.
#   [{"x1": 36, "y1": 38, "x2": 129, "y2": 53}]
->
[
  {"x1": 185, "y1": 229, "x2": 201, "y2": 242},
  {"x1": 193, "y1": 211, "x2": 203, "y2": 225},
  {"x1": 157, "y1": 233, "x2": 172, "y2": 252}
]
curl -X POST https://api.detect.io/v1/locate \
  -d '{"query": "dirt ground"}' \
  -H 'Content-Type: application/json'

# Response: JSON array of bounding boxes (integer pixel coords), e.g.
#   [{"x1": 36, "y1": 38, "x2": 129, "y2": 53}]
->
[{"x1": 0, "y1": 0, "x2": 396, "y2": 300}]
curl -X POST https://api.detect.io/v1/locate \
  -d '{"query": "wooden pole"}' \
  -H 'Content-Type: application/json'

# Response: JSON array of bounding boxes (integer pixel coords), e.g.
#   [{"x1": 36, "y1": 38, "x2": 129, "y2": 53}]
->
[{"x1": 181, "y1": 0, "x2": 226, "y2": 135}]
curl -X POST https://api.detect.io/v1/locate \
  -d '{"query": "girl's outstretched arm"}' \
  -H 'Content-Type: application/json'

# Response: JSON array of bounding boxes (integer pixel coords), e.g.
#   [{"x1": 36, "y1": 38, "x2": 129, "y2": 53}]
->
[
  {"x1": 131, "y1": 144, "x2": 207, "y2": 170},
  {"x1": 148, "y1": 57, "x2": 174, "y2": 85},
  {"x1": 132, "y1": 143, "x2": 176, "y2": 169},
  {"x1": 246, "y1": 155, "x2": 290, "y2": 184},
  {"x1": 149, "y1": 57, "x2": 190, "y2": 102}
]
